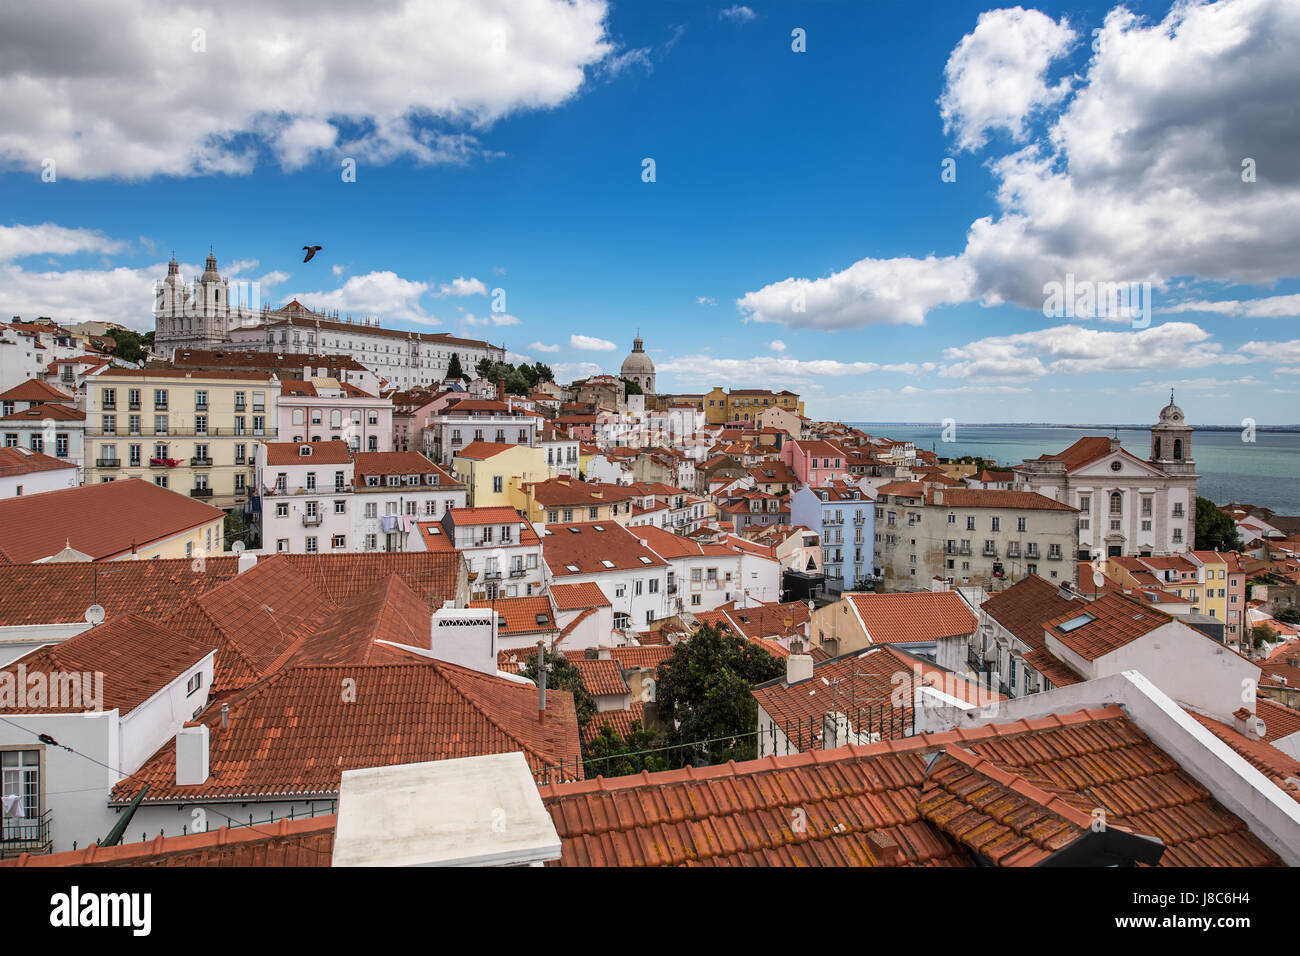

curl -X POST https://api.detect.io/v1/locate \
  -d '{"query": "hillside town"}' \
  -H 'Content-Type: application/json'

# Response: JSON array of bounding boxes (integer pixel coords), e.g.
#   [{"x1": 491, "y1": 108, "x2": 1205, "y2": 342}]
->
[{"x1": 1, "y1": 281, "x2": 1298, "y2": 869}]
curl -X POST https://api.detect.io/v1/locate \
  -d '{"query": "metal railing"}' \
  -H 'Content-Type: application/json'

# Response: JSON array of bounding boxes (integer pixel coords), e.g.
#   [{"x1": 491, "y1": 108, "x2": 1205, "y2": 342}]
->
[
  {"x1": 0, "y1": 809, "x2": 52, "y2": 857},
  {"x1": 95, "y1": 458, "x2": 120, "y2": 468},
  {"x1": 189, "y1": 487, "x2": 213, "y2": 498},
  {"x1": 301, "y1": 514, "x2": 323, "y2": 526}
]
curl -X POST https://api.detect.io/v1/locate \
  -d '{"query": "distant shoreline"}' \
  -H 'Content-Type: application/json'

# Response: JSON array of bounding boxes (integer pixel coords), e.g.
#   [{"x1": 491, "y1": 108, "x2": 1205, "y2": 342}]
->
[{"x1": 848, "y1": 422, "x2": 1300, "y2": 432}]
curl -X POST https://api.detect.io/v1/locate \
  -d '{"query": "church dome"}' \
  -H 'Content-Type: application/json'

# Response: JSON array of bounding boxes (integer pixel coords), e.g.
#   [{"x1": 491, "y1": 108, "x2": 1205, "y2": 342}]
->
[{"x1": 620, "y1": 334, "x2": 654, "y2": 376}]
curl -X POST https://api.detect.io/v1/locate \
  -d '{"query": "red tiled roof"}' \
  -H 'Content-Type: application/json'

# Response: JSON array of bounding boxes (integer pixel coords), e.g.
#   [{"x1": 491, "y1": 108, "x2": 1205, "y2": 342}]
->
[
  {"x1": 608, "y1": 646, "x2": 674, "y2": 672},
  {"x1": 1188, "y1": 711, "x2": 1300, "y2": 802},
  {"x1": 1045, "y1": 592, "x2": 1170, "y2": 661},
  {"x1": 0, "y1": 402, "x2": 84, "y2": 422},
  {"x1": 0, "y1": 447, "x2": 76, "y2": 479},
  {"x1": 543, "y1": 522, "x2": 667, "y2": 576},
  {"x1": 0, "y1": 614, "x2": 212, "y2": 715},
  {"x1": 980, "y1": 575, "x2": 1079, "y2": 653},
  {"x1": 538, "y1": 707, "x2": 1282, "y2": 867},
  {"x1": 449, "y1": 506, "x2": 527, "y2": 526},
  {"x1": 469, "y1": 596, "x2": 555, "y2": 634},
  {"x1": 98, "y1": 367, "x2": 276, "y2": 381},
  {"x1": 754, "y1": 645, "x2": 993, "y2": 750},
  {"x1": 583, "y1": 702, "x2": 647, "y2": 745},
  {"x1": 275, "y1": 574, "x2": 433, "y2": 668},
  {"x1": 264, "y1": 440, "x2": 352, "y2": 465},
  {"x1": 352, "y1": 451, "x2": 454, "y2": 481},
  {"x1": 0, "y1": 379, "x2": 75, "y2": 402},
  {"x1": 550, "y1": 582, "x2": 612, "y2": 610},
  {"x1": 1022, "y1": 648, "x2": 1084, "y2": 687},
  {"x1": 1257, "y1": 698, "x2": 1300, "y2": 743},
  {"x1": 0, "y1": 478, "x2": 224, "y2": 563},
  {"x1": 114, "y1": 659, "x2": 582, "y2": 803},
  {"x1": 0, "y1": 816, "x2": 338, "y2": 868},
  {"x1": 928, "y1": 488, "x2": 1076, "y2": 511},
  {"x1": 454, "y1": 441, "x2": 519, "y2": 460},
  {"x1": 848, "y1": 592, "x2": 977, "y2": 645},
  {"x1": 565, "y1": 655, "x2": 630, "y2": 697},
  {"x1": 876, "y1": 481, "x2": 926, "y2": 498}
]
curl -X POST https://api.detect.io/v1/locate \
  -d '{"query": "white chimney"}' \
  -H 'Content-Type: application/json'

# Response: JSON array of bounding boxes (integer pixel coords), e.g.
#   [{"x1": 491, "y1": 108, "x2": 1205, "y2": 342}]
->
[
  {"x1": 786, "y1": 654, "x2": 813, "y2": 684},
  {"x1": 176, "y1": 723, "x2": 210, "y2": 785},
  {"x1": 429, "y1": 607, "x2": 498, "y2": 675},
  {"x1": 237, "y1": 553, "x2": 258, "y2": 574}
]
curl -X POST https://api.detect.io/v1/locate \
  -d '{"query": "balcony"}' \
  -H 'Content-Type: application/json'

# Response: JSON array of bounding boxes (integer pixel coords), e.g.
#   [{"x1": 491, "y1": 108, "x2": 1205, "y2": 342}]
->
[
  {"x1": 983, "y1": 546, "x2": 998, "y2": 557},
  {"x1": 191, "y1": 456, "x2": 213, "y2": 467},
  {"x1": 509, "y1": 567, "x2": 526, "y2": 578},
  {"x1": 1047, "y1": 551, "x2": 1063, "y2": 561},
  {"x1": 154, "y1": 403, "x2": 169, "y2": 412},
  {"x1": 102, "y1": 400, "x2": 116, "y2": 410},
  {"x1": 128, "y1": 401, "x2": 141, "y2": 411},
  {"x1": 823, "y1": 516, "x2": 844, "y2": 526},
  {"x1": 301, "y1": 514, "x2": 323, "y2": 526},
  {"x1": 667, "y1": 583, "x2": 678, "y2": 595},
  {"x1": 483, "y1": 570, "x2": 503, "y2": 581},
  {"x1": 1026, "y1": 549, "x2": 1040, "y2": 560},
  {"x1": 959, "y1": 544, "x2": 971, "y2": 555},
  {"x1": 1006, "y1": 544, "x2": 1021, "y2": 558},
  {"x1": 95, "y1": 458, "x2": 120, "y2": 468},
  {"x1": 189, "y1": 487, "x2": 213, "y2": 498},
  {"x1": 0, "y1": 808, "x2": 52, "y2": 858}
]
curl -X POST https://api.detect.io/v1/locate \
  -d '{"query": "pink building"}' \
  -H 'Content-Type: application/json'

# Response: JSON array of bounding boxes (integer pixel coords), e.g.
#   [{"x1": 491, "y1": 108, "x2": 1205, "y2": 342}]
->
[{"x1": 782, "y1": 439, "x2": 849, "y2": 487}]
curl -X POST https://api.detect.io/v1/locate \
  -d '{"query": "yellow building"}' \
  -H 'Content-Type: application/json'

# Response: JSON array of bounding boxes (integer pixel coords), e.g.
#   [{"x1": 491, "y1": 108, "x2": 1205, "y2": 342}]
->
[
  {"x1": 704, "y1": 387, "x2": 804, "y2": 425},
  {"x1": 509, "y1": 476, "x2": 636, "y2": 526},
  {"x1": 453, "y1": 441, "x2": 549, "y2": 508},
  {"x1": 85, "y1": 368, "x2": 279, "y2": 511}
]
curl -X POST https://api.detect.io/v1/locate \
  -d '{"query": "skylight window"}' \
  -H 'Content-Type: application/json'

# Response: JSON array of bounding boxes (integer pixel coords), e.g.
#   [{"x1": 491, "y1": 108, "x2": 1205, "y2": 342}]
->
[
  {"x1": 638, "y1": 556, "x2": 652, "y2": 564},
  {"x1": 565, "y1": 564, "x2": 580, "y2": 572},
  {"x1": 601, "y1": 559, "x2": 615, "y2": 568},
  {"x1": 1058, "y1": 613, "x2": 1096, "y2": 632}
]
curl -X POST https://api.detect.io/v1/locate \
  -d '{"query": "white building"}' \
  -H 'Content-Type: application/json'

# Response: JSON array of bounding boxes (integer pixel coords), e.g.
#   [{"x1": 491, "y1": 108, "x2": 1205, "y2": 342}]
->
[
  {"x1": 1015, "y1": 396, "x2": 1198, "y2": 559},
  {"x1": 636, "y1": 524, "x2": 781, "y2": 615},
  {"x1": 541, "y1": 522, "x2": 672, "y2": 634},
  {"x1": 0, "y1": 447, "x2": 80, "y2": 500},
  {"x1": 256, "y1": 442, "x2": 466, "y2": 554},
  {"x1": 415, "y1": 506, "x2": 546, "y2": 600}
]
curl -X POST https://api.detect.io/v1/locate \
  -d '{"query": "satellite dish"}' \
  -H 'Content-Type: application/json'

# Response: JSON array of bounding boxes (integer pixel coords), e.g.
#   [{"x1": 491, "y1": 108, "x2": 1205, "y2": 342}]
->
[
  {"x1": 232, "y1": 540, "x2": 246, "y2": 554},
  {"x1": 84, "y1": 604, "x2": 106, "y2": 626}
]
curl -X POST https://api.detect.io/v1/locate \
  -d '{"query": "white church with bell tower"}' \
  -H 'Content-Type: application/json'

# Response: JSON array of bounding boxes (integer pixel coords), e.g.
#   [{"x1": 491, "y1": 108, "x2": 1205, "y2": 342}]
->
[{"x1": 1014, "y1": 393, "x2": 1199, "y2": 559}]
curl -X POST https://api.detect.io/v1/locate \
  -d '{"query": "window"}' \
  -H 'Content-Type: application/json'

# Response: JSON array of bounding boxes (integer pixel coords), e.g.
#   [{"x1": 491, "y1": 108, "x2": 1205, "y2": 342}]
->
[
  {"x1": 332, "y1": 534, "x2": 346, "y2": 549},
  {"x1": 966, "y1": 516, "x2": 975, "y2": 530},
  {"x1": 154, "y1": 388, "x2": 168, "y2": 409},
  {"x1": 365, "y1": 533, "x2": 377, "y2": 550},
  {"x1": 195, "y1": 390, "x2": 208, "y2": 410},
  {"x1": 102, "y1": 414, "x2": 116, "y2": 435},
  {"x1": 493, "y1": 476, "x2": 503, "y2": 494},
  {"x1": 55, "y1": 434, "x2": 68, "y2": 458},
  {"x1": 305, "y1": 537, "x2": 318, "y2": 553},
  {"x1": 1017, "y1": 517, "x2": 1027, "y2": 532},
  {"x1": 365, "y1": 502, "x2": 378, "y2": 518},
  {"x1": 991, "y1": 517, "x2": 1000, "y2": 532},
  {"x1": 1, "y1": 749, "x2": 40, "y2": 826},
  {"x1": 1110, "y1": 492, "x2": 1122, "y2": 514},
  {"x1": 276, "y1": 502, "x2": 289, "y2": 517},
  {"x1": 186, "y1": 672, "x2": 203, "y2": 696}
]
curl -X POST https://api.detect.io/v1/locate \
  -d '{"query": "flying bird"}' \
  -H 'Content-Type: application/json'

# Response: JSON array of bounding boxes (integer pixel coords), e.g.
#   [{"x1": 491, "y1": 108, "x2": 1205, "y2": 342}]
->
[{"x1": 302, "y1": 245, "x2": 323, "y2": 262}]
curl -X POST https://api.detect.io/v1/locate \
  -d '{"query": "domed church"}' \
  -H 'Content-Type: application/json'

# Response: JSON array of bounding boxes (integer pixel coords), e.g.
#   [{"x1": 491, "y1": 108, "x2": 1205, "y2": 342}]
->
[{"x1": 619, "y1": 333, "x2": 655, "y2": 394}]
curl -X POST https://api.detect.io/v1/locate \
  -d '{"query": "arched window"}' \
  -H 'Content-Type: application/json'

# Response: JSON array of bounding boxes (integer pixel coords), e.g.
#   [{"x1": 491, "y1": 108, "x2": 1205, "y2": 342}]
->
[
  {"x1": 1173, "y1": 438, "x2": 1182, "y2": 460},
  {"x1": 1153, "y1": 438, "x2": 1161, "y2": 459},
  {"x1": 1110, "y1": 492, "x2": 1123, "y2": 515}
]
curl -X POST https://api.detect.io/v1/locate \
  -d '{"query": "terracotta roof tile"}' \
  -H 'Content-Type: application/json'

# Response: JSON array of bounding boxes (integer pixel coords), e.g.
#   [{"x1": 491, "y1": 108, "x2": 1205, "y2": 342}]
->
[
  {"x1": 847, "y1": 592, "x2": 977, "y2": 645},
  {"x1": 1045, "y1": 592, "x2": 1170, "y2": 661},
  {"x1": 0, "y1": 447, "x2": 76, "y2": 479},
  {"x1": 0, "y1": 478, "x2": 224, "y2": 563},
  {"x1": 583, "y1": 703, "x2": 647, "y2": 745},
  {"x1": 0, "y1": 379, "x2": 75, "y2": 402},
  {"x1": 0, "y1": 614, "x2": 212, "y2": 715},
  {"x1": 264, "y1": 440, "x2": 352, "y2": 465},
  {"x1": 0, "y1": 402, "x2": 85, "y2": 422},
  {"x1": 928, "y1": 488, "x2": 1077, "y2": 511},
  {"x1": 469, "y1": 596, "x2": 556, "y2": 635},
  {"x1": 1021, "y1": 648, "x2": 1085, "y2": 687},
  {"x1": 114, "y1": 660, "x2": 582, "y2": 804},
  {"x1": 565, "y1": 655, "x2": 630, "y2": 697},
  {"x1": 981, "y1": 575, "x2": 1079, "y2": 653},
  {"x1": 549, "y1": 582, "x2": 612, "y2": 610},
  {"x1": 543, "y1": 522, "x2": 667, "y2": 576}
]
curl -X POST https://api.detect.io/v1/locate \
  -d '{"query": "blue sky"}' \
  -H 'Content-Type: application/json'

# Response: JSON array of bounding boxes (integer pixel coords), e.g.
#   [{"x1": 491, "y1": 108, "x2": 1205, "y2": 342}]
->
[{"x1": 1, "y1": 0, "x2": 1298, "y2": 423}]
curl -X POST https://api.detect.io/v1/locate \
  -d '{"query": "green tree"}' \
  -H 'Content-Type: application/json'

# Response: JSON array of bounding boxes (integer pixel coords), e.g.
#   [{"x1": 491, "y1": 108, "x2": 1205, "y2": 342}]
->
[
  {"x1": 105, "y1": 327, "x2": 150, "y2": 364},
  {"x1": 655, "y1": 623, "x2": 784, "y2": 766},
  {"x1": 504, "y1": 370, "x2": 529, "y2": 396},
  {"x1": 223, "y1": 509, "x2": 259, "y2": 551},
  {"x1": 521, "y1": 649, "x2": 596, "y2": 734},
  {"x1": 474, "y1": 356, "x2": 493, "y2": 379},
  {"x1": 531, "y1": 362, "x2": 554, "y2": 384},
  {"x1": 621, "y1": 377, "x2": 643, "y2": 396},
  {"x1": 582, "y1": 722, "x2": 667, "y2": 779},
  {"x1": 446, "y1": 352, "x2": 464, "y2": 381},
  {"x1": 1195, "y1": 497, "x2": 1242, "y2": 551},
  {"x1": 1252, "y1": 624, "x2": 1277, "y2": 650}
]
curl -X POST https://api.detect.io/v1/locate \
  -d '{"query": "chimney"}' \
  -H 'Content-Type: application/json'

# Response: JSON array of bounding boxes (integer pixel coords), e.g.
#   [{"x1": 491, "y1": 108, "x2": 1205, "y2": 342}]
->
[
  {"x1": 597, "y1": 646, "x2": 611, "y2": 660},
  {"x1": 221, "y1": 703, "x2": 229, "y2": 728},
  {"x1": 1232, "y1": 708, "x2": 1266, "y2": 740},
  {"x1": 536, "y1": 640, "x2": 547, "y2": 721},
  {"x1": 175, "y1": 723, "x2": 210, "y2": 785},
  {"x1": 868, "y1": 831, "x2": 902, "y2": 866},
  {"x1": 1057, "y1": 581, "x2": 1076, "y2": 601},
  {"x1": 786, "y1": 654, "x2": 813, "y2": 684},
  {"x1": 237, "y1": 553, "x2": 258, "y2": 574}
]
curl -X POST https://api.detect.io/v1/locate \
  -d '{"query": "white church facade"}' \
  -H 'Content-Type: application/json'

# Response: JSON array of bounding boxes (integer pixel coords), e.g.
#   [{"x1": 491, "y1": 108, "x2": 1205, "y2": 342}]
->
[
  {"x1": 1013, "y1": 395, "x2": 1198, "y2": 560},
  {"x1": 154, "y1": 251, "x2": 506, "y2": 391}
]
